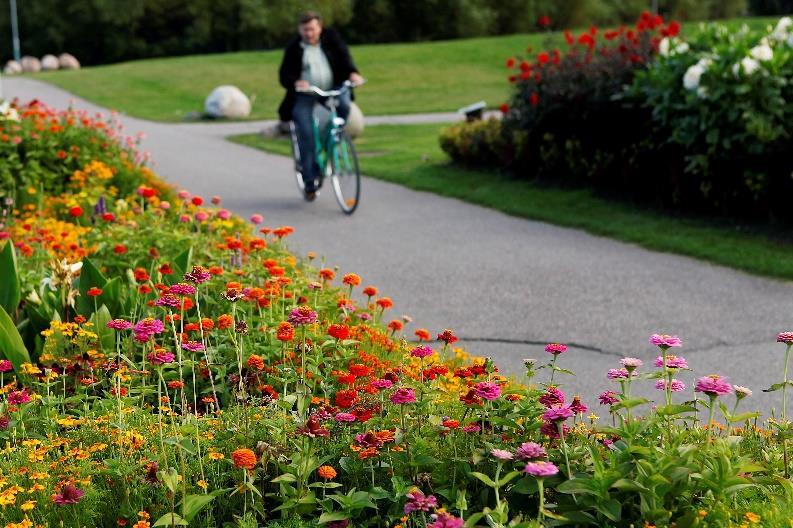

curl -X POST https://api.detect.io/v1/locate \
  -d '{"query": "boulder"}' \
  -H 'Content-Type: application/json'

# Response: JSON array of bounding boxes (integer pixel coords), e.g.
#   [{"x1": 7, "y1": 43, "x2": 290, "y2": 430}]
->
[
  {"x1": 41, "y1": 54, "x2": 59, "y2": 71},
  {"x1": 204, "y1": 85, "x2": 251, "y2": 118},
  {"x1": 3, "y1": 60, "x2": 22, "y2": 75},
  {"x1": 20, "y1": 56, "x2": 41, "y2": 73},
  {"x1": 346, "y1": 102, "x2": 364, "y2": 138},
  {"x1": 58, "y1": 53, "x2": 80, "y2": 70}
]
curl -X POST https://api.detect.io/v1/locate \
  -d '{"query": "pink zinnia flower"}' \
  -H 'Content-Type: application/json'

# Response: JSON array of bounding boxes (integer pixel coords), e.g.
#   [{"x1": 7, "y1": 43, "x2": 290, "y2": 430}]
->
[
  {"x1": 334, "y1": 412, "x2": 356, "y2": 422},
  {"x1": 620, "y1": 357, "x2": 643, "y2": 370},
  {"x1": 194, "y1": 211, "x2": 209, "y2": 222},
  {"x1": 288, "y1": 306, "x2": 318, "y2": 326},
  {"x1": 541, "y1": 421, "x2": 568, "y2": 438},
  {"x1": 134, "y1": 318, "x2": 165, "y2": 338},
  {"x1": 599, "y1": 390, "x2": 619, "y2": 405},
  {"x1": 695, "y1": 375, "x2": 733, "y2": 397},
  {"x1": 0, "y1": 359, "x2": 13, "y2": 372},
  {"x1": 391, "y1": 387, "x2": 417, "y2": 404},
  {"x1": 778, "y1": 332, "x2": 793, "y2": 344},
  {"x1": 654, "y1": 355, "x2": 688, "y2": 369},
  {"x1": 410, "y1": 345, "x2": 434, "y2": 358},
  {"x1": 490, "y1": 448, "x2": 514, "y2": 461},
  {"x1": 650, "y1": 334, "x2": 682, "y2": 349},
  {"x1": 184, "y1": 266, "x2": 211, "y2": 284},
  {"x1": 155, "y1": 294, "x2": 180, "y2": 308},
  {"x1": 169, "y1": 283, "x2": 196, "y2": 296},
  {"x1": 735, "y1": 386, "x2": 752, "y2": 398},
  {"x1": 179, "y1": 214, "x2": 190, "y2": 223},
  {"x1": 181, "y1": 341, "x2": 205, "y2": 352},
  {"x1": 250, "y1": 214, "x2": 263, "y2": 224},
  {"x1": 53, "y1": 483, "x2": 85, "y2": 506},
  {"x1": 539, "y1": 386, "x2": 565, "y2": 407},
  {"x1": 211, "y1": 195, "x2": 222, "y2": 205},
  {"x1": 516, "y1": 442, "x2": 546, "y2": 460},
  {"x1": 474, "y1": 381, "x2": 501, "y2": 401},
  {"x1": 462, "y1": 424, "x2": 480, "y2": 433},
  {"x1": 404, "y1": 489, "x2": 437, "y2": 514},
  {"x1": 8, "y1": 390, "x2": 30, "y2": 405},
  {"x1": 569, "y1": 396, "x2": 588, "y2": 414},
  {"x1": 428, "y1": 513, "x2": 464, "y2": 528},
  {"x1": 542, "y1": 406, "x2": 573, "y2": 422},
  {"x1": 178, "y1": 190, "x2": 190, "y2": 200},
  {"x1": 147, "y1": 351, "x2": 175, "y2": 365},
  {"x1": 217, "y1": 209, "x2": 231, "y2": 220},
  {"x1": 607, "y1": 368, "x2": 634, "y2": 379},
  {"x1": 159, "y1": 201, "x2": 171, "y2": 210},
  {"x1": 524, "y1": 461, "x2": 559, "y2": 477},
  {"x1": 655, "y1": 379, "x2": 686, "y2": 392},
  {"x1": 545, "y1": 343, "x2": 567, "y2": 355},
  {"x1": 371, "y1": 379, "x2": 393, "y2": 390},
  {"x1": 106, "y1": 319, "x2": 133, "y2": 331}
]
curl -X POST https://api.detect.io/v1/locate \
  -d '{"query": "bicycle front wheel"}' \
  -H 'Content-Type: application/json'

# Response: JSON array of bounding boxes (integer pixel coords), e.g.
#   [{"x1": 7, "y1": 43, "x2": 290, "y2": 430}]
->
[{"x1": 330, "y1": 133, "x2": 361, "y2": 214}]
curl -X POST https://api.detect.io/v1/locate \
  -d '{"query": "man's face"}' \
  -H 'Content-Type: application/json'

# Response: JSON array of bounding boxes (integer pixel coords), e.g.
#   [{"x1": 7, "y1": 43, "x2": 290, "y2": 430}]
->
[{"x1": 299, "y1": 19, "x2": 322, "y2": 45}]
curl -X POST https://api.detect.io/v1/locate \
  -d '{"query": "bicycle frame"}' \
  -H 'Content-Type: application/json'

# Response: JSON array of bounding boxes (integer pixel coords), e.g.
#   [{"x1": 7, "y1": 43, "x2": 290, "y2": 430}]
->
[{"x1": 310, "y1": 99, "x2": 345, "y2": 185}]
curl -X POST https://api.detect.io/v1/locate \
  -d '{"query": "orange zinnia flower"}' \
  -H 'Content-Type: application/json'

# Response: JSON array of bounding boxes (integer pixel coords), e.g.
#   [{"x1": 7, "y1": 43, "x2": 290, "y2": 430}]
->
[
  {"x1": 217, "y1": 314, "x2": 234, "y2": 330},
  {"x1": 247, "y1": 354, "x2": 265, "y2": 371},
  {"x1": 376, "y1": 297, "x2": 393, "y2": 310},
  {"x1": 317, "y1": 465, "x2": 337, "y2": 480},
  {"x1": 415, "y1": 329, "x2": 431, "y2": 341},
  {"x1": 362, "y1": 286, "x2": 378, "y2": 297},
  {"x1": 319, "y1": 268, "x2": 335, "y2": 281},
  {"x1": 231, "y1": 448, "x2": 257, "y2": 469},
  {"x1": 342, "y1": 273, "x2": 361, "y2": 286},
  {"x1": 277, "y1": 321, "x2": 295, "y2": 341}
]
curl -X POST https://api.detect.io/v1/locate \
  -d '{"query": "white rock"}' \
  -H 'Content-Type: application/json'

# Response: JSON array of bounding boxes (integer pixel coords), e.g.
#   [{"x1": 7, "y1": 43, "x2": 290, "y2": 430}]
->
[
  {"x1": 346, "y1": 102, "x2": 364, "y2": 138},
  {"x1": 204, "y1": 85, "x2": 251, "y2": 118},
  {"x1": 58, "y1": 53, "x2": 80, "y2": 70},
  {"x1": 41, "y1": 54, "x2": 59, "y2": 71},
  {"x1": 20, "y1": 56, "x2": 41, "y2": 73},
  {"x1": 3, "y1": 60, "x2": 22, "y2": 75}
]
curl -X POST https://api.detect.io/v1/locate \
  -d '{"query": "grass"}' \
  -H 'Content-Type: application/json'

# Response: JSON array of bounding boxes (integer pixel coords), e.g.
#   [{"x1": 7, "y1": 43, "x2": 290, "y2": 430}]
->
[
  {"x1": 30, "y1": 17, "x2": 777, "y2": 122},
  {"x1": 229, "y1": 123, "x2": 793, "y2": 281}
]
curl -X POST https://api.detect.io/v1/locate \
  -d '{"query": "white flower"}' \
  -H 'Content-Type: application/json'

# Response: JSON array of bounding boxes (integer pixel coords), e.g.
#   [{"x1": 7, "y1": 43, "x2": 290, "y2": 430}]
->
[
  {"x1": 659, "y1": 37, "x2": 671, "y2": 57},
  {"x1": 750, "y1": 42, "x2": 773, "y2": 62},
  {"x1": 660, "y1": 38, "x2": 689, "y2": 58},
  {"x1": 683, "y1": 58, "x2": 711, "y2": 90},
  {"x1": 772, "y1": 17, "x2": 792, "y2": 41},
  {"x1": 733, "y1": 56, "x2": 761, "y2": 77},
  {"x1": 697, "y1": 86, "x2": 708, "y2": 99},
  {"x1": 675, "y1": 42, "x2": 690, "y2": 54}
]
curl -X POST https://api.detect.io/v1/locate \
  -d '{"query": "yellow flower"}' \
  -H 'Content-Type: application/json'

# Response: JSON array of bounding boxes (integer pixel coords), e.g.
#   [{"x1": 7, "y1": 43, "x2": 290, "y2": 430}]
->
[
  {"x1": 20, "y1": 363, "x2": 41, "y2": 375},
  {"x1": 197, "y1": 479, "x2": 208, "y2": 490},
  {"x1": 744, "y1": 512, "x2": 760, "y2": 524},
  {"x1": 208, "y1": 452, "x2": 224, "y2": 461},
  {"x1": 20, "y1": 500, "x2": 36, "y2": 511}
]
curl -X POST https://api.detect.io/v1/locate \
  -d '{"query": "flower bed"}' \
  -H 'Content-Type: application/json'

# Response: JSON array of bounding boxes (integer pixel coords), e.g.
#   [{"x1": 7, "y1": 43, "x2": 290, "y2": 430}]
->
[{"x1": 1, "y1": 100, "x2": 792, "y2": 527}]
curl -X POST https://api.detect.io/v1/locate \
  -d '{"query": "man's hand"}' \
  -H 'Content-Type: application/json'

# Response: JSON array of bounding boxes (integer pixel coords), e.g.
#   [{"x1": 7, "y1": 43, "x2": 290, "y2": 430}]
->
[
  {"x1": 349, "y1": 73, "x2": 364, "y2": 86},
  {"x1": 295, "y1": 80, "x2": 310, "y2": 90}
]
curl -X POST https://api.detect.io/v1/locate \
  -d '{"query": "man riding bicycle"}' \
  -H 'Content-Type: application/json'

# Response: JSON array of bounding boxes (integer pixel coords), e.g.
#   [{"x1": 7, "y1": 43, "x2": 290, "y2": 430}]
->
[{"x1": 278, "y1": 11, "x2": 364, "y2": 201}]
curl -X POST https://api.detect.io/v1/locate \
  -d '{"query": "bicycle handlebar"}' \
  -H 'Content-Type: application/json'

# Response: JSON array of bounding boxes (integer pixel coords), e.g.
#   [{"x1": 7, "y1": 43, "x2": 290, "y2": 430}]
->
[{"x1": 296, "y1": 79, "x2": 365, "y2": 97}]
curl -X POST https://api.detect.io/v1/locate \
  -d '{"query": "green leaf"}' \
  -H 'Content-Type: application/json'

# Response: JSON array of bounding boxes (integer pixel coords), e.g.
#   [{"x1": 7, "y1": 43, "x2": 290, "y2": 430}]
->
[
  {"x1": 655, "y1": 404, "x2": 697, "y2": 416},
  {"x1": 0, "y1": 305, "x2": 30, "y2": 370},
  {"x1": 612, "y1": 397, "x2": 650, "y2": 411},
  {"x1": 76, "y1": 258, "x2": 108, "y2": 316},
  {"x1": 469, "y1": 471, "x2": 496, "y2": 488},
  {"x1": 0, "y1": 241, "x2": 21, "y2": 314},
  {"x1": 90, "y1": 304, "x2": 114, "y2": 351},
  {"x1": 597, "y1": 499, "x2": 622, "y2": 521},
  {"x1": 319, "y1": 512, "x2": 348, "y2": 524},
  {"x1": 179, "y1": 494, "x2": 216, "y2": 522},
  {"x1": 152, "y1": 513, "x2": 188, "y2": 526},
  {"x1": 497, "y1": 470, "x2": 521, "y2": 487},
  {"x1": 271, "y1": 473, "x2": 297, "y2": 483},
  {"x1": 556, "y1": 478, "x2": 598, "y2": 495}
]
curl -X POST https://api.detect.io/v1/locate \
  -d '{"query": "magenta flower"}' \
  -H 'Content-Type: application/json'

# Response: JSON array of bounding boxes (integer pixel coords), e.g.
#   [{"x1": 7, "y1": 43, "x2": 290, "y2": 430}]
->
[
  {"x1": 655, "y1": 379, "x2": 686, "y2": 392},
  {"x1": 7, "y1": 390, "x2": 30, "y2": 405},
  {"x1": 288, "y1": 306, "x2": 318, "y2": 326},
  {"x1": 147, "y1": 351, "x2": 175, "y2": 365},
  {"x1": 607, "y1": 368, "x2": 634, "y2": 380},
  {"x1": 545, "y1": 343, "x2": 567, "y2": 355},
  {"x1": 0, "y1": 359, "x2": 13, "y2": 373},
  {"x1": 653, "y1": 355, "x2": 688, "y2": 369},
  {"x1": 490, "y1": 448, "x2": 514, "y2": 461},
  {"x1": 620, "y1": 357, "x2": 643, "y2": 370},
  {"x1": 404, "y1": 489, "x2": 438, "y2": 514},
  {"x1": 598, "y1": 390, "x2": 619, "y2": 405},
  {"x1": 539, "y1": 386, "x2": 565, "y2": 407},
  {"x1": 569, "y1": 396, "x2": 588, "y2": 414},
  {"x1": 410, "y1": 345, "x2": 434, "y2": 358},
  {"x1": 524, "y1": 461, "x2": 559, "y2": 478},
  {"x1": 428, "y1": 513, "x2": 464, "y2": 528},
  {"x1": 155, "y1": 294, "x2": 180, "y2": 308},
  {"x1": 184, "y1": 265, "x2": 211, "y2": 284},
  {"x1": 541, "y1": 421, "x2": 567, "y2": 438},
  {"x1": 695, "y1": 375, "x2": 733, "y2": 397},
  {"x1": 134, "y1": 318, "x2": 165, "y2": 337},
  {"x1": 53, "y1": 483, "x2": 85, "y2": 505},
  {"x1": 735, "y1": 386, "x2": 752, "y2": 398},
  {"x1": 371, "y1": 379, "x2": 393, "y2": 390},
  {"x1": 179, "y1": 214, "x2": 190, "y2": 223},
  {"x1": 462, "y1": 424, "x2": 481, "y2": 433},
  {"x1": 391, "y1": 387, "x2": 417, "y2": 404},
  {"x1": 168, "y1": 283, "x2": 196, "y2": 296},
  {"x1": 542, "y1": 406, "x2": 573, "y2": 422},
  {"x1": 778, "y1": 332, "x2": 793, "y2": 344},
  {"x1": 217, "y1": 209, "x2": 231, "y2": 220},
  {"x1": 106, "y1": 319, "x2": 133, "y2": 331},
  {"x1": 334, "y1": 412, "x2": 356, "y2": 423},
  {"x1": 650, "y1": 334, "x2": 682, "y2": 349},
  {"x1": 250, "y1": 214, "x2": 263, "y2": 224},
  {"x1": 181, "y1": 341, "x2": 205, "y2": 352},
  {"x1": 194, "y1": 211, "x2": 209, "y2": 222},
  {"x1": 474, "y1": 381, "x2": 502, "y2": 401},
  {"x1": 516, "y1": 442, "x2": 547, "y2": 460}
]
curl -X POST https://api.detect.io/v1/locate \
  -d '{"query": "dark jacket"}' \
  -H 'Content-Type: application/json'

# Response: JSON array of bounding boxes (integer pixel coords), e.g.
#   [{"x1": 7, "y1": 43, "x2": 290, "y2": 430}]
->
[{"x1": 278, "y1": 27, "x2": 359, "y2": 121}]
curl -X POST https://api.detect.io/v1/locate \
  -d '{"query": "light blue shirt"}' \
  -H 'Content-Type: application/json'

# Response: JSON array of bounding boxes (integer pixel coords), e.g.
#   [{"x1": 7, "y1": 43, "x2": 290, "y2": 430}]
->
[{"x1": 301, "y1": 42, "x2": 333, "y2": 90}]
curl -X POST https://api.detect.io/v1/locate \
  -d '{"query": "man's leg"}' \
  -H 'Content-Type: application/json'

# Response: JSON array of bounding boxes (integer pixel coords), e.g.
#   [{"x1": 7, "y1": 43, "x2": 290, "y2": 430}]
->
[
  {"x1": 336, "y1": 89, "x2": 352, "y2": 122},
  {"x1": 292, "y1": 94, "x2": 318, "y2": 192}
]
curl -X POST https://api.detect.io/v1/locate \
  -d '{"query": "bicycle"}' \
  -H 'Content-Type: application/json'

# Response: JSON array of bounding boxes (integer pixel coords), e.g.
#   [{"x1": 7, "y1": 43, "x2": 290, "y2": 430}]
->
[{"x1": 289, "y1": 80, "x2": 362, "y2": 214}]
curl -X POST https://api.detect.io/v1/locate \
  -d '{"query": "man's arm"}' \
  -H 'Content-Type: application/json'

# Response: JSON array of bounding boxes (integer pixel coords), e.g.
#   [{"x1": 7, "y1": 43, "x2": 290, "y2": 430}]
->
[
  {"x1": 325, "y1": 28, "x2": 359, "y2": 79},
  {"x1": 279, "y1": 37, "x2": 302, "y2": 90}
]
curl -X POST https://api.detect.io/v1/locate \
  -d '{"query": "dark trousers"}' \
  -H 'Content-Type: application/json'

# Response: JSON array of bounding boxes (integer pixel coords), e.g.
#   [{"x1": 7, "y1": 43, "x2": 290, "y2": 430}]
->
[{"x1": 292, "y1": 89, "x2": 351, "y2": 190}]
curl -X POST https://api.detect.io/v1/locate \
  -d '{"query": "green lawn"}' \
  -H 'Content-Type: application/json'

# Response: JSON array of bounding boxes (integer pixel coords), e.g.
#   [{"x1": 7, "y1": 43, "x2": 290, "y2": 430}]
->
[
  {"x1": 229, "y1": 123, "x2": 793, "y2": 281},
  {"x1": 31, "y1": 17, "x2": 776, "y2": 122}
]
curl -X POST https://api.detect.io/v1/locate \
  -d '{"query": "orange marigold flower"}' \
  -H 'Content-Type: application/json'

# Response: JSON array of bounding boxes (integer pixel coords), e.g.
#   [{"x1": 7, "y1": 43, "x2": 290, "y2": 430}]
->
[
  {"x1": 217, "y1": 314, "x2": 234, "y2": 330},
  {"x1": 376, "y1": 297, "x2": 393, "y2": 310},
  {"x1": 277, "y1": 321, "x2": 295, "y2": 342},
  {"x1": 231, "y1": 448, "x2": 257, "y2": 469},
  {"x1": 342, "y1": 273, "x2": 361, "y2": 286},
  {"x1": 317, "y1": 465, "x2": 337, "y2": 480},
  {"x1": 247, "y1": 354, "x2": 265, "y2": 371}
]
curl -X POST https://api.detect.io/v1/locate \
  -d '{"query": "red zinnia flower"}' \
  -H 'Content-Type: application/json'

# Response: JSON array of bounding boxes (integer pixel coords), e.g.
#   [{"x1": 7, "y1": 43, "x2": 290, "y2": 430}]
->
[
  {"x1": 87, "y1": 287, "x2": 102, "y2": 297},
  {"x1": 68, "y1": 206, "x2": 83, "y2": 218}
]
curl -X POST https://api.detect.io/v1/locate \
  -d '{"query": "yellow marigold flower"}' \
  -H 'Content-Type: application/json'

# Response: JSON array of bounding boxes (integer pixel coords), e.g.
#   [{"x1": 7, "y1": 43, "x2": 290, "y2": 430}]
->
[
  {"x1": 132, "y1": 521, "x2": 150, "y2": 528},
  {"x1": 197, "y1": 479, "x2": 208, "y2": 490},
  {"x1": 28, "y1": 484, "x2": 45, "y2": 493},
  {"x1": 137, "y1": 510, "x2": 151, "y2": 519},
  {"x1": 20, "y1": 363, "x2": 41, "y2": 375},
  {"x1": 20, "y1": 500, "x2": 36, "y2": 511},
  {"x1": 28, "y1": 472, "x2": 47, "y2": 481},
  {"x1": 744, "y1": 512, "x2": 760, "y2": 523},
  {"x1": 208, "y1": 452, "x2": 224, "y2": 461}
]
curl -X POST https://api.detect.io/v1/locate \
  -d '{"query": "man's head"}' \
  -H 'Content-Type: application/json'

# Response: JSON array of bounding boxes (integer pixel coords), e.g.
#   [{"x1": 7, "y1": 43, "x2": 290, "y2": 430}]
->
[{"x1": 299, "y1": 11, "x2": 322, "y2": 45}]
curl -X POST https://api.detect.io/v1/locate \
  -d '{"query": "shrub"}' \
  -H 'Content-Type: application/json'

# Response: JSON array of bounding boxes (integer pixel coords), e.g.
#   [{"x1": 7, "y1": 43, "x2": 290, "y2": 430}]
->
[
  {"x1": 438, "y1": 117, "x2": 516, "y2": 168},
  {"x1": 625, "y1": 18, "x2": 793, "y2": 220}
]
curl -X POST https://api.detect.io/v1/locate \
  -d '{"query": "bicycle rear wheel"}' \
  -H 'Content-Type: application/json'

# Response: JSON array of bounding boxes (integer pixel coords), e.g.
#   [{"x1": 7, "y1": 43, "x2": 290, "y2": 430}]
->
[
  {"x1": 330, "y1": 133, "x2": 361, "y2": 214},
  {"x1": 288, "y1": 122, "x2": 306, "y2": 194}
]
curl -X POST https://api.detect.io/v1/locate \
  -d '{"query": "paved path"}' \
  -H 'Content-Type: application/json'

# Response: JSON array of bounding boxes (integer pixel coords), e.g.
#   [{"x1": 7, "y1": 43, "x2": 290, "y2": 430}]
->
[{"x1": 7, "y1": 77, "x2": 793, "y2": 413}]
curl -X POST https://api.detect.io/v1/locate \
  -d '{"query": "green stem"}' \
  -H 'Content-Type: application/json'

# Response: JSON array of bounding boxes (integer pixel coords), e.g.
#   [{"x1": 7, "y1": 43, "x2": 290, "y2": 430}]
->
[{"x1": 537, "y1": 478, "x2": 545, "y2": 521}]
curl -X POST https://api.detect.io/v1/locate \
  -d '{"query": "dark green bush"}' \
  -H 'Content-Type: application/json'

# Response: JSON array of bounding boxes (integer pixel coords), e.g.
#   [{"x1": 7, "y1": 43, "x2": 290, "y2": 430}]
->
[{"x1": 439, "y1": 118, "x2": 518, "y2": 168}]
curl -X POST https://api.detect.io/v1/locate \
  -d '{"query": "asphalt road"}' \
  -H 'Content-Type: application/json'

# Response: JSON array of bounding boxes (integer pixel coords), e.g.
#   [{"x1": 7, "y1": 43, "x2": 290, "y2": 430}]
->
[{"x1": 6, "y1": 77, "x2": 793, "y2": 415}]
